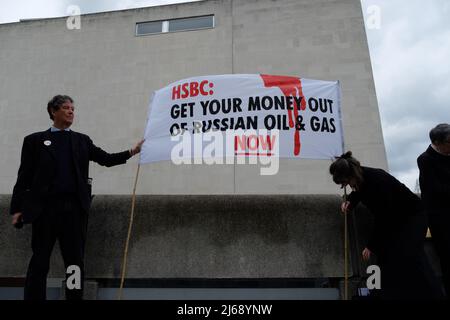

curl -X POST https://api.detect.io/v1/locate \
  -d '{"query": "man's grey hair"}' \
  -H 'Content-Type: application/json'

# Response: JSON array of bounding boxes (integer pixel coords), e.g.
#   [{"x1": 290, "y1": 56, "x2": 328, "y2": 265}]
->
[
  {"x1": 47, "y1": 95, "x2": 73, "y2": 120},
  {"x1": 429, "y1": 123, "x2": 450, "y2": 144}
]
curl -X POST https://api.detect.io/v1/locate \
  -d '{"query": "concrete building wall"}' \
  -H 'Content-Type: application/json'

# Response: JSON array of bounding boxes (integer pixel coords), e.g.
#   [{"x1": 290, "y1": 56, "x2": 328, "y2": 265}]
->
[
  {"x1": 0, "y1": 0, "x2": 387, "y2": 196},
  {"x1": 0, "y1": 194, "x2": 352, "y2": 279}
]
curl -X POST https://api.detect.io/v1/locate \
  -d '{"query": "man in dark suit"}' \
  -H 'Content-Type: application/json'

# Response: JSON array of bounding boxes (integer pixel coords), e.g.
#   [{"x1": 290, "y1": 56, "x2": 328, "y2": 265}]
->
[
  {"x1": 417, "y1": 123, "x2": 450, "y2": 298},
  {"x1": 10, "y1": 95, "x2": 144, "y2": 300}
]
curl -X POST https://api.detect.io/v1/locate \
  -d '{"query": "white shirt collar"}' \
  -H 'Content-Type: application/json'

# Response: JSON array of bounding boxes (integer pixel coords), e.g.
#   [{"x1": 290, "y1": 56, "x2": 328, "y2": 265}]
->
[{"x1": 50, "y1": 126, "x2": 71, "y2": 132}]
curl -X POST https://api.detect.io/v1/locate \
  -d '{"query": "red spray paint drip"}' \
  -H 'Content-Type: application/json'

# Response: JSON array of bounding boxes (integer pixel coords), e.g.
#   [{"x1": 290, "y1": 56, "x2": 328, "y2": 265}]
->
[{"x1": 260, "y1": 74, "x2": 306, "y2": 156}]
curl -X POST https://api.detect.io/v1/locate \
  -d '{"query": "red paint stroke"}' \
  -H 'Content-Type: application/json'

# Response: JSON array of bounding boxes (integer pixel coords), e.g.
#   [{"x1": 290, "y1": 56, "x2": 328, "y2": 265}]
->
[
  {"x1": 260, "y1": 74, "x2": 306, "y2": 156},
  {"x1": 235, "y1": 153, "x2": 274, "y2": 156}
]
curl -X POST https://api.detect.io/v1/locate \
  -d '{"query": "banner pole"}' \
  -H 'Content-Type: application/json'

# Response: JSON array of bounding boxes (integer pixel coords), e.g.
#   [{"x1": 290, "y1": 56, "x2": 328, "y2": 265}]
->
[
  {"x1": 344, "y1": 186, "x2": 349, "y2": 301},
  {"x1": 117, "y1": 162, "x2": 141, "y2": 300}
]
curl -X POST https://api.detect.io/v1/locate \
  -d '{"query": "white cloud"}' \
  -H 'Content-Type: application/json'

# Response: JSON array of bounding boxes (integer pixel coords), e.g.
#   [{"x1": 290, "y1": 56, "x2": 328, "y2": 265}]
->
[{"x1": 397, "y1": 167, "x2": 421, "y2": 193}]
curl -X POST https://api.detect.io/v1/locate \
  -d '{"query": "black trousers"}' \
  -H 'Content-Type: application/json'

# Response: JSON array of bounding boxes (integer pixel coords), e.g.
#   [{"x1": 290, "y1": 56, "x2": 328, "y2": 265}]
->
[
  {"x1": 373, "y1": 213, "x2": 444, "y2": 300},
  {"x1": 24, "y1": 194, "x2": 87, "y2": 300},
  {"x1": 428, "y1": 214, "x2": 450, "y2": 297}
]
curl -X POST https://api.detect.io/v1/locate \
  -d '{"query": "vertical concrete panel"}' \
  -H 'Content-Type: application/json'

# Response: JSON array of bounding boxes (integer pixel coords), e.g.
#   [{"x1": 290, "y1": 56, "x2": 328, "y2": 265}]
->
[{"x1": 231, "y1": 0, "x2": 387, "y2": 193}]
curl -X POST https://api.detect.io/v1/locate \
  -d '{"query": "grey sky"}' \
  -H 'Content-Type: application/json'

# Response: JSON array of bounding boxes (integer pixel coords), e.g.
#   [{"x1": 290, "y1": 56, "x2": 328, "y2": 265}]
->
[
  {"x1": 361, "y1": 0, "x2": 450, "y2": 190},
  {"x1": 0, "y1": 1, "x2": 200, "y2": 23},
  {"x1": 1, "y1": 0, "x2": 448, "y2": 190}
]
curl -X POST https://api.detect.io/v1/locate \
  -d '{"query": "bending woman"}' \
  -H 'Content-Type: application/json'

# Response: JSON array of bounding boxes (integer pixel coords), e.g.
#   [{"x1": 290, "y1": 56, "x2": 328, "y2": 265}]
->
[{"x1": 330, "y1": 151, "x2": 443, "y2": 299}]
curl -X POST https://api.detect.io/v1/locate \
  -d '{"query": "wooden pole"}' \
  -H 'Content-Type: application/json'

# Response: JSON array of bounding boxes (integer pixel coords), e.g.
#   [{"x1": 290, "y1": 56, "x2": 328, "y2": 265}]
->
[
  {"x1": 117, "y1": 163, "x2": 141, "y2": 300},
  {"x1": 344, "y1": 186, "x2": 348, "y2": 300}
]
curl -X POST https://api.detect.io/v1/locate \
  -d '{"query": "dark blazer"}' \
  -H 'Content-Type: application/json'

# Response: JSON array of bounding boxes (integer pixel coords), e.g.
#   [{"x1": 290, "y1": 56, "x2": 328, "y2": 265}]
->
[
  {"x1": 10, "y1": 129, "x2": 131, "y2": 223},
  {"x1": 417, "y1": 145, "x2": 450, "y2": 215},
  {"x1": 347, "y1": 166, "x2": 423, "y2": 253}
]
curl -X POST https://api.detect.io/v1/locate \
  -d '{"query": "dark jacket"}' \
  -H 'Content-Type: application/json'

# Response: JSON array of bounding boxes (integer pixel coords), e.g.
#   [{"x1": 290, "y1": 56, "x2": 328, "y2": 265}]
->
[
  {"x1": 10, "y1": 129, "x2": 131, "y2": 223},
  {"x1": 417, "y1": 145, "x2": 450, "y2": 215},
  {"x1": 347, "y1": 167, "x2": 423, "y2": 253}
]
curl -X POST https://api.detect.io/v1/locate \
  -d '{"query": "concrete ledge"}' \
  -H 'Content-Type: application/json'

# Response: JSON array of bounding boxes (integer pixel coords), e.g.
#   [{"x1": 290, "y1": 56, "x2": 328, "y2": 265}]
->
[{"x1": 1, "y1": 195, "x2": 357, "y2": 279}]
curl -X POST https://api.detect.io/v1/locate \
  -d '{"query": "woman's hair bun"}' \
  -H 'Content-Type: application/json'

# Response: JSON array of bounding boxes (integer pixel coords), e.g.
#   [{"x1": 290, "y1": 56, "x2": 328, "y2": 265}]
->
[
  {"x1": 335, "y1": 151, "x2": 352, "y2": 161},
  {"x1": 341, "y1": 151, "x2": 352, "y2": 159}
]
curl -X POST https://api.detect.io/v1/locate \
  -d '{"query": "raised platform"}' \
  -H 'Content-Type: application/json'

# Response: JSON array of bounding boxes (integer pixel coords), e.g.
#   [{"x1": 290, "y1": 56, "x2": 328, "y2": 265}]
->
[{"x1": 1, "y1": 194, "x2": 359, "y2": 279}]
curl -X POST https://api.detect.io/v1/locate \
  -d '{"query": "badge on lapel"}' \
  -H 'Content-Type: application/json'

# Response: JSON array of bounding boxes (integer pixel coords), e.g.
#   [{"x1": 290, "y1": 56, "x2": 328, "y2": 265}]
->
[{"x1": 44, "y1": 140, "x2": 52, "y2": 146}]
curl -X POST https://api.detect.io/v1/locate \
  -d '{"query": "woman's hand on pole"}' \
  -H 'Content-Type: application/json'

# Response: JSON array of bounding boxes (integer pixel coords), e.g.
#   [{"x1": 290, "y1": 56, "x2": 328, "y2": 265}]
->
[
  {"x1": 362, "y1": 247, "x2": 371, "y2": 261},
  {"x1": 341, "y1": 201, "x2": 350, "y2": 214}
]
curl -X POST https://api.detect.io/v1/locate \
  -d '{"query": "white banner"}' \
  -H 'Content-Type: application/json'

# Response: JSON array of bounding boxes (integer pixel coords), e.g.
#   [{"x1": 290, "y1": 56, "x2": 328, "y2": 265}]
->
[{"x1": 140, "y1": 74, "x2": 344, "y2": 164}]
